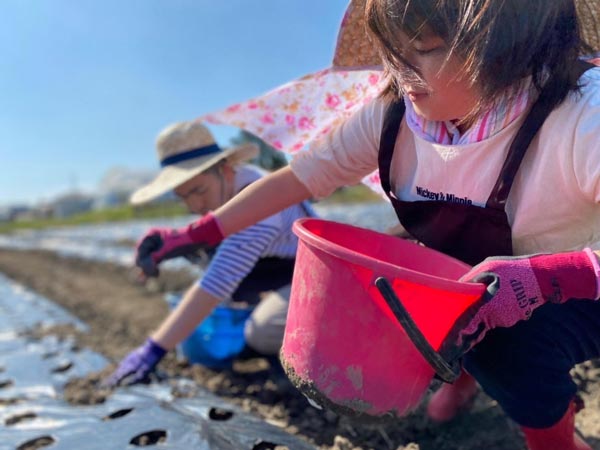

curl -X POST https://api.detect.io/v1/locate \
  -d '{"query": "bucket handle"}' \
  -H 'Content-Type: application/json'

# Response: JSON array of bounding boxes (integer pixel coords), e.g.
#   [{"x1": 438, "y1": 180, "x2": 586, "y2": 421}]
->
[{"x1": 375, "y1": 277, "x2": 460, "y2": 383}]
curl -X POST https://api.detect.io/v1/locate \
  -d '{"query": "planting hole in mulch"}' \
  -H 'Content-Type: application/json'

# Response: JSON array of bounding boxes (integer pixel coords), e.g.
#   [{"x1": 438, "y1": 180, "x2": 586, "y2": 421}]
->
[
  {"x1": 0, "y1": 397, "x2": 24, "y2": 406},
  {"x1": 5, "y1": 412, "x2": 37, "y2": 426},
  {"x1": 102, "y1": 407, "x2": 134, "y2": 421},
  {"x1": 0, "y1": 379, "x2": 14, "y2": 389},
  {"x1": 251, "y1": 441, "x2": 286, "y2": 450},
  {"x1": 208, "y1": 407, "x2": 234, "y2": 421},
  {"x1": 51, "y1": 361, "x2": 73, "y2": 373},
  {"x1": 129, "y1": 429, "x2": 167, "y2": 446},
  {"x1": 16, "y1": 435, "x2": 55, "y2": 450}
]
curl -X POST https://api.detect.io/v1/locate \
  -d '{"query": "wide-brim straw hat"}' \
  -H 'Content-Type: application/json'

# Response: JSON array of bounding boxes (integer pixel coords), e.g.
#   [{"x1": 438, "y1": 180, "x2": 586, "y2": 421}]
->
[
  {"x1": 577, "y1": 0, "x2": 600, "y2": 51},
  {"x1": 130, "y1": 121, "x2": 259, "y2": 205},
  {"x1": 332, "y1": 0, "x2": 600, "y2": 70},
  {"x1": 332, "y1": 0, "x2": 380, "y2": 69}
]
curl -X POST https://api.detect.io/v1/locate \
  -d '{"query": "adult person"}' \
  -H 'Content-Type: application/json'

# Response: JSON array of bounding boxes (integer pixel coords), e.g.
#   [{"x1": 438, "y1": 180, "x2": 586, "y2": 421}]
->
[{"x1": 106, "y1": 120, "x2": 313, "y2": 386}]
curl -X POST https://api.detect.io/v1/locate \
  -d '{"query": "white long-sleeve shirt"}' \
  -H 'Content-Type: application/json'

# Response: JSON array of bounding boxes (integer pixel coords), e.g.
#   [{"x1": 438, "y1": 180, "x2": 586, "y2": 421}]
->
[
  {"x1": 290, "y1": 68, "x2": 600, "y2": 256},
  {"x1": 200, "y1": 164, "x2": 313, "y2": 300}
]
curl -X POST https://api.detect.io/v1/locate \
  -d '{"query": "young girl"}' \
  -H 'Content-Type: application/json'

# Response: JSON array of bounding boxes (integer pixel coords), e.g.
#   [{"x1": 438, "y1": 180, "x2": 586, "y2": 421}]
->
[{"x1": 131, "y1": 1, "x2": 600, "y2": 448}]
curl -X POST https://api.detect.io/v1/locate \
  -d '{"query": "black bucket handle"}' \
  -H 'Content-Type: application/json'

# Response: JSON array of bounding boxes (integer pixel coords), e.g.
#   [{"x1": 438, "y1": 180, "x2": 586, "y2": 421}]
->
[{"x1": 374, "y1": 276, "x2": 460, "y2": 383}]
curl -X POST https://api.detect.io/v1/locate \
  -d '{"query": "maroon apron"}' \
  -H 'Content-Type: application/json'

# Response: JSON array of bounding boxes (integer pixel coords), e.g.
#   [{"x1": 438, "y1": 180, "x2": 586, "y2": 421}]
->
[{"x1": 374, "y1": 64, "x2": 592, "y2": 380}]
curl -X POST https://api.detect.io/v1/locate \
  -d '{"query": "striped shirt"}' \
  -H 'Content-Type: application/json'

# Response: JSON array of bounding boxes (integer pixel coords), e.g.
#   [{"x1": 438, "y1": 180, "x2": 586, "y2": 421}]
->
[{"x1": 200, "y1": 164, "x2": 314, "y2": 300}]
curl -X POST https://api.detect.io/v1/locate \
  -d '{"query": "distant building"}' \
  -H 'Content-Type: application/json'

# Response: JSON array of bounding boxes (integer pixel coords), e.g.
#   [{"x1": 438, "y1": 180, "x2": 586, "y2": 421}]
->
[
  {"x1": 0, "y1": 205, "x2": 32, "y2": 222},
  {"x1": 94, "y1": 166, "x2": 158, "y2": 209},
  {"x1": 93, "y1": 191, "x2": 130, "y2": 210},
  {"x1": 50, "y1": 193, "x2": 94, "y2": 218}
]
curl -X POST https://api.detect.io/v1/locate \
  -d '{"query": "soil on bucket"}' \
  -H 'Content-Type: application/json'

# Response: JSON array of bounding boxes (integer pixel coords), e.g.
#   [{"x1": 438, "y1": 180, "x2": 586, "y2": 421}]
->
[{"x1": 2, "y1": 248, "x2": 600, "y2": 450}]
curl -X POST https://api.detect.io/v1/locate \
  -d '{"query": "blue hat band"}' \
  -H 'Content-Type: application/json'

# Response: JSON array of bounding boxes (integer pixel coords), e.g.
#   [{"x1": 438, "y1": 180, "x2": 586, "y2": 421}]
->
[{"x1": 160, "y1": 143, "x2": 221, "y2": 168}]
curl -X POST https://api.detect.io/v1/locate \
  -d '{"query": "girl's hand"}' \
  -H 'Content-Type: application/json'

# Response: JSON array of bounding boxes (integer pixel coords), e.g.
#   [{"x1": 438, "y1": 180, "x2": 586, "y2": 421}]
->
[{"x1": 457, "y1": 249, "x2": 600, "y2": 350}]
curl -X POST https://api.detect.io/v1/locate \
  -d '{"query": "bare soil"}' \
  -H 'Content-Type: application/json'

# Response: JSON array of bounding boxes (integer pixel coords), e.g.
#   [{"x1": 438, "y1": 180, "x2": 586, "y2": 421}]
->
[{"x1": 2, "y1": 248, "x2": 600, "y2": 450}]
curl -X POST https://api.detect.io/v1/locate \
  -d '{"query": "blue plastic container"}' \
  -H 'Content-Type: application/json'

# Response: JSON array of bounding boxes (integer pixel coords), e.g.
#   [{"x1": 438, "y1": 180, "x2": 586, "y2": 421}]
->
[{"x1": 165, "y1": 293, "x2": 253, "y2": 369}]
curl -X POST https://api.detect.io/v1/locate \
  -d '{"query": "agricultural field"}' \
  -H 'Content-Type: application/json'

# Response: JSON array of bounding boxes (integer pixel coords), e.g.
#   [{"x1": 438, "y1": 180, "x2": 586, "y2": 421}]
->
[{"x1": 1, "y1": 203, "x2": 600, "y2": 449}]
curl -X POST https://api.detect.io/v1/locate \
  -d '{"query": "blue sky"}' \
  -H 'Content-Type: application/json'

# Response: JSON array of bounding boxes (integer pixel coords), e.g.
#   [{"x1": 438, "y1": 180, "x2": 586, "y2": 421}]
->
[{"x1": 1, "y1": 0, "x2": 348, "y2": 205}]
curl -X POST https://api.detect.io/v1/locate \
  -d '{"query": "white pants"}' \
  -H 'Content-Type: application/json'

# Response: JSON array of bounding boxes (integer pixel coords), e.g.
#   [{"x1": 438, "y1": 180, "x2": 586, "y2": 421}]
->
[{"x1": 243, "y1": 284, "x2": 291, "y2": 355}]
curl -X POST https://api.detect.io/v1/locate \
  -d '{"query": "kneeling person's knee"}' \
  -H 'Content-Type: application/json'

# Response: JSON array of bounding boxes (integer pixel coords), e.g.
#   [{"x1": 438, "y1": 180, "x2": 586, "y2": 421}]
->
[{"x1": 244, "y1": 285, "x2": 290, "y2": 355}]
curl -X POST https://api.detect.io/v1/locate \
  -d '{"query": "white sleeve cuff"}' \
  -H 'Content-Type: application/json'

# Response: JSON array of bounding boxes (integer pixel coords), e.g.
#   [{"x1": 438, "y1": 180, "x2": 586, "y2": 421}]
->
[{"x1": 584, "y1": 247, "x2": 600, "y2": 299}]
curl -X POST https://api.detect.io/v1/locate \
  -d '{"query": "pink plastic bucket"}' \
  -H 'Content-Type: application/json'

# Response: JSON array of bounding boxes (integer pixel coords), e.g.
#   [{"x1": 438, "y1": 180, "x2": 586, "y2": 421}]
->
[{"x1": 281, "y1": 218, "x2": 486, "y2": 420}]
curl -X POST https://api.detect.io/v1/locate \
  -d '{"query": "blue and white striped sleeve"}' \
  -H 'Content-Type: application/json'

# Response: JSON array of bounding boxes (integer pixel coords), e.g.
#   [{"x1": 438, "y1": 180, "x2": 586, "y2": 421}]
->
[{"x1": 199, "y1": 222, "x2": 281, "y2": 300}]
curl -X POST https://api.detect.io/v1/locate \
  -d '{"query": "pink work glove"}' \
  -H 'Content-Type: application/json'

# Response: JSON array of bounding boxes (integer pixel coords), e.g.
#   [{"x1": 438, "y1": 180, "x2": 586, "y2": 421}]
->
[
  {"x1": 457, "y1": 249, "x2": 600, "y2": 351},
  {"x1": 135, "y1": 212, "x2": 224, "y2": 277}
]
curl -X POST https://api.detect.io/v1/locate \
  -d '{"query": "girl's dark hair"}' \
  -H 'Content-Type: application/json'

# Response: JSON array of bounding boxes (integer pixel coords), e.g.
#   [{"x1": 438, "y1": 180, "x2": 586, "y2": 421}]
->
[{"x1": 366, "y1": 0, "x2": 595, "y2": 115}]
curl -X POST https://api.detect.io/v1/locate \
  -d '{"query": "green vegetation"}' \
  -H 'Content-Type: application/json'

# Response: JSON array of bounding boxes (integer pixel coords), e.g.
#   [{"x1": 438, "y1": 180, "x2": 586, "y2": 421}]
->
[
  {"x1": 0, "y1": 185, "x2": 382, "y2": 234},
  {"x1": 0, "y1": 201, "x2": 188, "y2": 234},
  {"x1": 321, "y1": 184, "x2": 384, "y2": 204}
]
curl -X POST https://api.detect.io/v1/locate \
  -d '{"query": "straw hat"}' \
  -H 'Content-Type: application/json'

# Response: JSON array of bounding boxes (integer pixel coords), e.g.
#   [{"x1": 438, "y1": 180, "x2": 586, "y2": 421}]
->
[
  {"x1": 332, "y1": 0, "x2": 600, "y2": 70},
  {"x1": 130, "y1": 121, "x2": 259, "y2": 205},
  {"x1": 577, "y1": 0, "x2": 600, "y2": 51},
  {"x1": 332, "y1": 0, "x2": 380, "y2": 69}
]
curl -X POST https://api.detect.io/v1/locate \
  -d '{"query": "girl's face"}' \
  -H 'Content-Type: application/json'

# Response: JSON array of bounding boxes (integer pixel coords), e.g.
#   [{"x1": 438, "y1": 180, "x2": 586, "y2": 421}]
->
[{"x1": 394, "y1": 31, "x2": 481, "y2": 122}]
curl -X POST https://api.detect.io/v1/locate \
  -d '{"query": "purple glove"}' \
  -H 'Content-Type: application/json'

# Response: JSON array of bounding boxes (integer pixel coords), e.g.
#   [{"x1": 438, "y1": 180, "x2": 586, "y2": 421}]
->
[
  {"x1": 135, "y1": 212, "x2": 225, "y2": 277},
  {"x1": 104, "y1": 338, "x2": 167, "y2": 387},
  {"x1": 457, "y1": 249, "x2": 600, "y2": 350}
]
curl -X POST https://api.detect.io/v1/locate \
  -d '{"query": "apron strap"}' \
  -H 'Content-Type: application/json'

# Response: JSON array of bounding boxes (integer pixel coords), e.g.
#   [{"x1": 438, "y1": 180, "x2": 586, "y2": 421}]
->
[
  {"x1": 486, "y1": 60, "x2": 594, "y2": 210},
  {"x1": 378, "y1": 100, "x2": 406, "y2": 200}
]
